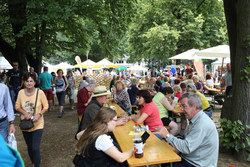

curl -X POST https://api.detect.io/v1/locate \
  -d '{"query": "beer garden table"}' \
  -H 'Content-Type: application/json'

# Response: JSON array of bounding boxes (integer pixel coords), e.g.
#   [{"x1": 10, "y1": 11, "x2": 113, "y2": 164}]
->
[{"x1": 111, "y1": 102, "x2": 181, "y2": 167}]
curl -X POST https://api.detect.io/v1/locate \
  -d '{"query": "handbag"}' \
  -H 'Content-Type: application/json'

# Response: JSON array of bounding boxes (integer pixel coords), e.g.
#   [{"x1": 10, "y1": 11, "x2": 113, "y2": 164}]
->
[
  {"x1": 66, "y1": 87, "x2": 73, "y2": 96},
  {"x1": 19, "y1": 88, "x2": 39, "y2": 130}
]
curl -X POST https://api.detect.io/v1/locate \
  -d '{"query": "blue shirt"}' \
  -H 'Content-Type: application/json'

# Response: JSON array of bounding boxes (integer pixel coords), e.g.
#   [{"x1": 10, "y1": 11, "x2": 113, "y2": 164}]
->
[
  {"x1": 166, "y1": 111, "x2": 219, "y2": 167},
  {"x1": 38, "y1": 72, "x2": 53, "y2": 90},
  {"x1": 0, "y1": 83, "x2": 15, "y2": 122},
  {"x1": 127, "y1": 85, "x2": 139, "y2": 104}
]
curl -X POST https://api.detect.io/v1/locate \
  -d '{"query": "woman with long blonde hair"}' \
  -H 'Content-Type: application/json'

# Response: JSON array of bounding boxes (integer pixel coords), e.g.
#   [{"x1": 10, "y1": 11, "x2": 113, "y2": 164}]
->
[{"x1": 74, "y1": 107, "x2": 133, "y2": 167}]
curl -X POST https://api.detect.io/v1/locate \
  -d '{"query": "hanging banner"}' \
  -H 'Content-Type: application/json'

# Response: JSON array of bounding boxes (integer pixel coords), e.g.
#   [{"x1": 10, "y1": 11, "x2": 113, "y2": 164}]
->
[
  {"x1": 75, "y1": 56, "x2": 82, "y2": 73},
  {"x1": 193, "y1": 59, "x2": 203, "y2": 77}
]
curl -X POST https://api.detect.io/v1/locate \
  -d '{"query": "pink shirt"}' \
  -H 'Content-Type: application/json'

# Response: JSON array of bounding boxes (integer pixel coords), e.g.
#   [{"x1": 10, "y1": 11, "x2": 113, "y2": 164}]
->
[{"x1": 140, "y1": 102, "x2": 163, "y2": 131}]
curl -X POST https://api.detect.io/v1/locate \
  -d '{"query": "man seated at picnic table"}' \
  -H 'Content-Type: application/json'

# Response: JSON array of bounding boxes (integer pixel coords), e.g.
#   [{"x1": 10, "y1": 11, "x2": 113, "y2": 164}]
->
[
  {"x1": 77, "y1": 86, "x2": 126, "y2": 133},
  {"x1": 154, "y1": 92, "x2": 219, "y2": 167}
]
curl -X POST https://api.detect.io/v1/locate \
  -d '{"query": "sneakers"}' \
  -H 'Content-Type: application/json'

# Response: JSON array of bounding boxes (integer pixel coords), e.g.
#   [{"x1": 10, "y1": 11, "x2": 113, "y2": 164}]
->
[
  {"x1": 57, "y1": 111, "x2": 64, "y2": 118},
  {"x1": 71, "y1": 106, "x2": 74, "y2": 110}
]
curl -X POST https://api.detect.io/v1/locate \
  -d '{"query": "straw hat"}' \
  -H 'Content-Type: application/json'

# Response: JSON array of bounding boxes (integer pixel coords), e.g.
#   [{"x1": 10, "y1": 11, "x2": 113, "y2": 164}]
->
[{"x1": 92, "y1": 86, "x2": 111, "y2": 97}]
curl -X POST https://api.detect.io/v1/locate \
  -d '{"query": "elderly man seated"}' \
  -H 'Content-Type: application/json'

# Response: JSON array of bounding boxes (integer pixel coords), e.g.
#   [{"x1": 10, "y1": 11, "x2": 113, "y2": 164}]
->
[{"x1": 154, "y1": 93, "x2": 219, "y2": 167}]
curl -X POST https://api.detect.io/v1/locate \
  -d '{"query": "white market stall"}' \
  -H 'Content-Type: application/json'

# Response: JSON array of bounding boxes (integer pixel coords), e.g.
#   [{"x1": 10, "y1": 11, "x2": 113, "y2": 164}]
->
[{"x1": 127, "y1": 65, "x2": 148, "y2": 77}]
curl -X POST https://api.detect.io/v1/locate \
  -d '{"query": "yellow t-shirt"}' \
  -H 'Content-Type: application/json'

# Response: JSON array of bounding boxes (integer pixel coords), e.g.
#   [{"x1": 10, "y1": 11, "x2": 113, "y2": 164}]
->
[
  {"x1": 196, "y1": 91, "x2": 210, "y2": 110},
  {"x1": 15, "y1": 89, "x2": 48, "y2": 132}
]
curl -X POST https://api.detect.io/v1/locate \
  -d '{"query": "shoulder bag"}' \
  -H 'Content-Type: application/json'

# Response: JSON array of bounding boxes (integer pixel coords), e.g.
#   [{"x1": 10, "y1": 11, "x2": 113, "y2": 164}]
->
[{"x1": 19, "y1": 88, "x2": 39, "y2": 130}]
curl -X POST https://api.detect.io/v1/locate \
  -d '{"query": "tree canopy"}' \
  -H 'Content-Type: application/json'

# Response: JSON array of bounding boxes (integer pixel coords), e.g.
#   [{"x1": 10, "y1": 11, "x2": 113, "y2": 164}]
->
[
  {"x1": 0, "y1": 0, "x2": 227, "y2": 72},
  {"x1": 126, "y1": 0, "x2": 227, "y2": 69},
  {"x1": 0, "y1": 0, "x2": 135, "y2": 72}
]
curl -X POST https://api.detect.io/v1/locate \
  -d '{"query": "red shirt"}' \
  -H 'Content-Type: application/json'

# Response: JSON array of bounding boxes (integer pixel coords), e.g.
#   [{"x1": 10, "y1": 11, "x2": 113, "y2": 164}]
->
[
  {"x1": 77, "y1": 87, "x2": 91, "y2": 115},
  {"x1": 185, "y1": 68, "x2": 193, "y2": 75},
  {"x1": 140, "y1": 102, "x2": 163, "y2": 131}
]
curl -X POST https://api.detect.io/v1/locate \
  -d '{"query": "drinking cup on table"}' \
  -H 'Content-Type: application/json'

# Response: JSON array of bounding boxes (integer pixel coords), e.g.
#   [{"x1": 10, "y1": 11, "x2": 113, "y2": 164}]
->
[{"x1": 120, "y1": 113, "x2": 128, "y2": 122}]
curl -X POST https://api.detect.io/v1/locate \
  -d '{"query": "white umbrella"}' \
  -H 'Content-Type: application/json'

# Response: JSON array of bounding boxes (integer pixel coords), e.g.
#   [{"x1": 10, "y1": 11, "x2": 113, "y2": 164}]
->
[
  {"x1": 0, "y1": 56, "x2": 12, "y2": 69},
  {"x1": 169, "y1": 49, "x2": 199, "y2": 60},
  {"x1": 195, "y1": 45, "x2": 230, "y2": 58}
]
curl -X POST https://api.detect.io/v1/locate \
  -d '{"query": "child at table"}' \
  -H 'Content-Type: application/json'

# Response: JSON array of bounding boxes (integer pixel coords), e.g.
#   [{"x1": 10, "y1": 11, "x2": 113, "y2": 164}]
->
[{"x1": 173, "y1": 85, "x2": 182, "y2": 102}]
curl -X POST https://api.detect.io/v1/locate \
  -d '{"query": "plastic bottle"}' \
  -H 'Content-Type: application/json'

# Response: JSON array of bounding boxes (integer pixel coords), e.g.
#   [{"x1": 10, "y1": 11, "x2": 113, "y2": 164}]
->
[
  {"x1": 133, "y1": 123, "x2": 139, "y2": 135},
  {"x1": 133, "y1": 133, "x2": 143, "y2": 158}
]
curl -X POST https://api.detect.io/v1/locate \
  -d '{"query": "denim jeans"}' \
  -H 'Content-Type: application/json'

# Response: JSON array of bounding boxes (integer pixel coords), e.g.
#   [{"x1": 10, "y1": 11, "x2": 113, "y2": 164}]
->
[
  {"x1": 9, "y1": 87, "x2": 21, "y2": 113},
  {"x1": 22, "y1": 129, "x2": 43, "y2": 167},
  {"x1": 0, "y1": 120, "x2": 8, "y2": 142}
]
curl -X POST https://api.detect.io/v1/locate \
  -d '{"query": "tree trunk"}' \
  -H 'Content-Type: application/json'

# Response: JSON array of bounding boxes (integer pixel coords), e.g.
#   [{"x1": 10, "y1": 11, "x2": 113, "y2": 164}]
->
[
  {"x1": 7, "y1": 0, "x2": 28, "y2": 71},
  {"x1": 223, "y1": 0, "x2": 250, "y2": 162},
  {"x1": 221, "y1": 0, "x2": 237, "y2": 120},
  {"x1": 0, "y1": 34, "x2": 16, "y2": 63}
]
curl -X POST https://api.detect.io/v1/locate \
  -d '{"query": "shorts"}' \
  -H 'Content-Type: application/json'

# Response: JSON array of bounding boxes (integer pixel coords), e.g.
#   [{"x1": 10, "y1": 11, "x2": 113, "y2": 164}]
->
[
  {"x1": 43, "y1": 89, "x2": 53, "y2": 100},
  {"x1": 68, "y1": 88, "x2": 75, "y2": 100},
  {"x1": 161, "y1": 117, "x2": 171, "y2": 126},
  {"x1": 56, "y1": 91, "x2": 66, "y2": 106}
]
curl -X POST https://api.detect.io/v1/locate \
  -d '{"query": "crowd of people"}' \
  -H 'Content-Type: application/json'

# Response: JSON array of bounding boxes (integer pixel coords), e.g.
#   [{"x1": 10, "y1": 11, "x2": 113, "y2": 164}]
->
[{"x1": 0, "y1": 61, "x2": 232, "y2": 167}]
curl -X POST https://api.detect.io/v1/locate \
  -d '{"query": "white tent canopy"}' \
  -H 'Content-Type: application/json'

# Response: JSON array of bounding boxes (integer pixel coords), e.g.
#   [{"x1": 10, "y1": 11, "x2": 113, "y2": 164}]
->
[
  {"x1": 0, "y1": 56, "x2": 12, "y2": 69},
  {"x1": 97, "y1": 58, "x2": 114, "y2": 65},
  {"x1": 212, "y1": 58, "x2": 231, "y2": 65},
  {"x1": 81, "y1": 59, "x2": 96, "y2": 65},
  {"x1": 195, "y1": 45, "x2": 230, "y2": 58}
]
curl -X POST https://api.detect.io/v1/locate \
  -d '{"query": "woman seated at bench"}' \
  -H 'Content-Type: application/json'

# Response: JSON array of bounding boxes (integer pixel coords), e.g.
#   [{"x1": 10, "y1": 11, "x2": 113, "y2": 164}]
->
[
  {"x1": 129, "y1": 90, "x2": 164, "y2": 139},
  {"x1": 74, "y1": 107, "x2": 134, "y2": 167}
]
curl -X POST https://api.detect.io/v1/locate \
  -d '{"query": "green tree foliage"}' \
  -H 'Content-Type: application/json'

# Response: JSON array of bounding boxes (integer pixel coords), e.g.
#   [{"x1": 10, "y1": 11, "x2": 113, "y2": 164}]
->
[
  {"x1": 126, "y1": 0, "x2": 228, "y2": 67},
  {"x1": 0, "y1": 0, "x2": 135, "y2": 72}
]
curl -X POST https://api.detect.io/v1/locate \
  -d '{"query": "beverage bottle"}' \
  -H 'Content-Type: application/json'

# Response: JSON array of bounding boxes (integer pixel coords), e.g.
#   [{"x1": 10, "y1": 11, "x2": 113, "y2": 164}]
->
[{"x1": 133, "y1": 133, "x2": 143, "y2": 158}]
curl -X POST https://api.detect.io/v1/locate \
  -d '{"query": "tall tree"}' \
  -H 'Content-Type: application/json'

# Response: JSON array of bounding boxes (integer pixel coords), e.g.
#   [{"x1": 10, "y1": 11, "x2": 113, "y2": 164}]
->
[{"x1": 222, "y1": 0, "x2": 250, "y2": 161}]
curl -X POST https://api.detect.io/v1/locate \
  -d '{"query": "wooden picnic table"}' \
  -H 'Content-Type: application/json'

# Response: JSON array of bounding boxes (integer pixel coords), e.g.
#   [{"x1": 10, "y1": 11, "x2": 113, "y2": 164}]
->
[
  {"x1": 112, "y1": 103, "x2": 181, "y2": 167},
  {"x1": 172, "y1": 104, "x2": 183, "y2": 114},
  {"x1": 110, "y1": 101, "x2": 125, "y2": 117},
  {"x1": 206, "y1": 88, "x2": 225, "y2": 93}
]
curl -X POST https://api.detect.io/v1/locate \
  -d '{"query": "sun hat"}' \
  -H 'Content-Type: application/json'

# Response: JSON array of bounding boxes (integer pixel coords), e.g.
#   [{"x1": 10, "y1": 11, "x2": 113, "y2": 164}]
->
[
  {"x1": 187, "y1": 83, "x2": 197, "y2": 92},
  {"x1": 92, "y1": 86, "x2": 111, "y2": 97}
]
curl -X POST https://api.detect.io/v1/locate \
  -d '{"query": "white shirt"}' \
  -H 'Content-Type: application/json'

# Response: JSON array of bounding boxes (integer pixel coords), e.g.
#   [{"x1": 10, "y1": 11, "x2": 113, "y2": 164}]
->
[
  {"x1": 206, "y1": 79, "x2": 214, "y2": 87},
  {"x1": 95, "y1": 134, "x2": 114, "y2": 151}
]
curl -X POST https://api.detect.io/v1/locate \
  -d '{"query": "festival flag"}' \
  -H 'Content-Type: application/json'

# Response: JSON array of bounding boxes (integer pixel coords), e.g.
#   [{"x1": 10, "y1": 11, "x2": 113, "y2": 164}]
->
[{"x1": 75, "y1": 56, "x2": 82, "y2": 73}]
